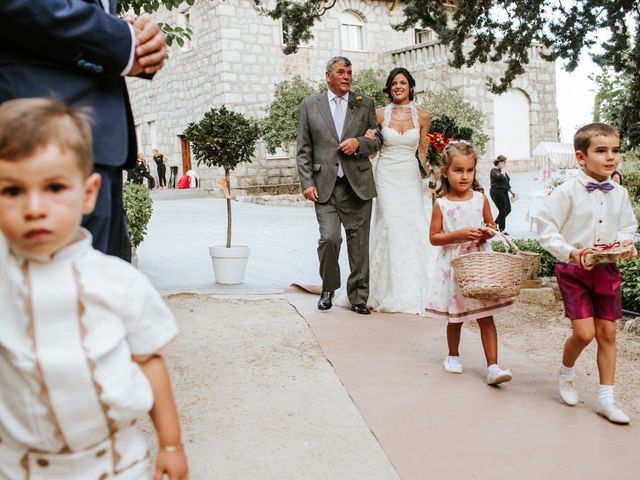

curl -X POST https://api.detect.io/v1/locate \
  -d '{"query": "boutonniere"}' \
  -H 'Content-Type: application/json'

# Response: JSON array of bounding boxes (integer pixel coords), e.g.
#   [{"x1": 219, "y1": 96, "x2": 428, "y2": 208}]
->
[{"x1": 349, "y1": 95, "x2": 362, "y2": 111}]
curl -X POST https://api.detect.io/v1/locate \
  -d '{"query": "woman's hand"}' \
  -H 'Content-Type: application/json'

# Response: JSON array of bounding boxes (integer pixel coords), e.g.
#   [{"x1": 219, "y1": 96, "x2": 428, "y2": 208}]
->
[
  {"x1": 154, "y1": 449, "x2": 188, "y2": 480},
  {"x1": 364, "y1": 129, "x2": 377, "y2": 140}
]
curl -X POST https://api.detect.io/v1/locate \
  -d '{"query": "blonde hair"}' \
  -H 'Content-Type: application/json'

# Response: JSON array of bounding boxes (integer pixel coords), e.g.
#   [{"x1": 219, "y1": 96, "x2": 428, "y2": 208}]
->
[
  {"x1": 0, "y1": 97, "x2": 93, "y2": 177},
  {"x1": 437, "y1": 141, "x2": 483, "y2": 197}
]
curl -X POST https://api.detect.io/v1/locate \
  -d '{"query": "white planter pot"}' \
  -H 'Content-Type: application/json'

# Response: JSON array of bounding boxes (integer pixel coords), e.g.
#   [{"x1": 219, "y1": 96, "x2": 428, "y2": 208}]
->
[{"x1": 209, "y1": 245, "x2": 251, "y2": 284}]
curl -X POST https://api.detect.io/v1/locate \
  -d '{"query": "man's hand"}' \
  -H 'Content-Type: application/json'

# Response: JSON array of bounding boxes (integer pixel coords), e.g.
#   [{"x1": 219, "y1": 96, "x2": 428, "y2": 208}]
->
[
  {"x1": 303, "y1": 186, "x2": 318, "y2": 202},
  {"x1": 127, "y1": 14, "x2": 166, "y2": 76},
  {"x1": 338, "y1": 138, "x2": 359, "y2": 156}
]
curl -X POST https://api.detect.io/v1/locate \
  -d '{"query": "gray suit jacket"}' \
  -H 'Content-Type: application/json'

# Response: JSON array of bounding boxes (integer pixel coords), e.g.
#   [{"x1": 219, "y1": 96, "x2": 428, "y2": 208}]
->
[{"x1": 296, "y1": 91, "x2": 382, "y2": 203}]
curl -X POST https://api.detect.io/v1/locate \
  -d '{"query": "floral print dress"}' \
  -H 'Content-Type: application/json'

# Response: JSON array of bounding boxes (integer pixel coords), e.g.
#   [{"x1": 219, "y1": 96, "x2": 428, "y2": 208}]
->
[{"x1": 425, "y1": 191, "x2": 514, "y2": 322}]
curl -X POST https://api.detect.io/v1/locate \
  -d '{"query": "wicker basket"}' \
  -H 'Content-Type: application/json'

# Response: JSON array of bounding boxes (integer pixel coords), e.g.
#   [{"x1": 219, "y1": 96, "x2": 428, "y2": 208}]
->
[
  {"x1": 520, "y1": 251, "x2": 541, "y2": 280},
  {"x1": 450, "y1": 230, "x2": 523, "y2": 299}
]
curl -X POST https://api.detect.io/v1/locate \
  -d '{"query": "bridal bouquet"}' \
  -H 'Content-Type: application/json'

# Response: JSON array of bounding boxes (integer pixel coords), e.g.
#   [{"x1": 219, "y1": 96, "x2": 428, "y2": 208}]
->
[{"x1": 426, "y1": 132, "x2": 452, "y2": 153}]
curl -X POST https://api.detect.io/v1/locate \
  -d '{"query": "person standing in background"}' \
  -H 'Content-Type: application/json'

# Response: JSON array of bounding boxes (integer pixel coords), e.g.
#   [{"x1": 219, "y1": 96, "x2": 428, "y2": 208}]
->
[
  {"x1": 489, "y1": 155, "x2": 516, "y2": 233},
  {"x1": 153, "y1": 148, "x2": 167, "y2": 188}
]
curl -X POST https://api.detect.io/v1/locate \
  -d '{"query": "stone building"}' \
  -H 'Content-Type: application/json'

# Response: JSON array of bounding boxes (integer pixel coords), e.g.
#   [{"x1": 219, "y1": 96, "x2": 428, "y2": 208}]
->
[{"x1": 127, "y1": 0, "x2": 558, "y2": 194}]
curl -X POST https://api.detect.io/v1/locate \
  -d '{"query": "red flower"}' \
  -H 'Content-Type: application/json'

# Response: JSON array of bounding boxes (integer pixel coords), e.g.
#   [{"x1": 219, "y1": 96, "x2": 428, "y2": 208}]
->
[{"x1": 426, "y1": 132, "x2": 452, "y2": 152}]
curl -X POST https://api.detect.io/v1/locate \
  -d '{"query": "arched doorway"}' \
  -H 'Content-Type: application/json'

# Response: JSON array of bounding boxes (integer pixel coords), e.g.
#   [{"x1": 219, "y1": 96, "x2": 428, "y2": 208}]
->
[{"x1": 493, "y1": 89, "x2": 531, "y2": 160}]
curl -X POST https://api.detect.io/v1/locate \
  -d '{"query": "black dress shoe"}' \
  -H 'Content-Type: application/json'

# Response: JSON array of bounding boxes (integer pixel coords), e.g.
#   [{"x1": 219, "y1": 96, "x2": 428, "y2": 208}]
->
[
  {"x1": 351, "y1": 303, "x2": 371, "y2": 315},
  {"x1": 318, "y1": 291, "x2": 334, "y2": 310}
]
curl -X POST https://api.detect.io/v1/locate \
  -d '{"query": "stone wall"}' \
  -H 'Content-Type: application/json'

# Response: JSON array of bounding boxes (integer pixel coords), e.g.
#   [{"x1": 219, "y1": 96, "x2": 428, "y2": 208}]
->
[
  {"x1": 128, "y1": 0, "x2": 558, "y2": 193},
  {"x1": 128, "y1": 0, "x2": 412, "y2": 193}
]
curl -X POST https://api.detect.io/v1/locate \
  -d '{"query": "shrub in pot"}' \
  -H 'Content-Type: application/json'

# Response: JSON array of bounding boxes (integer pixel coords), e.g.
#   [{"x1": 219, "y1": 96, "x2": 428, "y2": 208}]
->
[
  {"x1": 122, "y1": 181, "x2": 153, "y2": 266},
  {"x1": 184, "y1": 105, "x2": 260, "y2": 284}
]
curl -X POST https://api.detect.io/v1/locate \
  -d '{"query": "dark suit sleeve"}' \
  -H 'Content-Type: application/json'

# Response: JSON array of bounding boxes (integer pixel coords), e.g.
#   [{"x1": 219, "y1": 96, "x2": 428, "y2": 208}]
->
[
  {"x1": 0, "y1": 0, "x2": 132, "y2": 77},
  {"x1": 296, "y1": 98, "x2": 315, "y2": 191},
  {"x1": 354, "y1": 97, "x2": 382, "y2": 156}
]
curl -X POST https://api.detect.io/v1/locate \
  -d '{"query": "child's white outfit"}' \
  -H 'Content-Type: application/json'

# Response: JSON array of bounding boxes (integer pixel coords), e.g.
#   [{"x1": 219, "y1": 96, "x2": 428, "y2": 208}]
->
[
  {"x1": 536, "y1": 171, "x2": 637, "y2": 260},
  {"x1": 425, "y1": 191, "x2": 514, "y2": 321},
  {"x1": 0, "y1": 229, "x2": 177, "y2": 479}
]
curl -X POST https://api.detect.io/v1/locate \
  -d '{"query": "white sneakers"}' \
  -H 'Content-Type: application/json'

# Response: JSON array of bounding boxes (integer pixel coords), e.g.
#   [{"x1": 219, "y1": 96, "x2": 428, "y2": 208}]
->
[
  {"x1": 597, "y1": 401, "x2": 630, "y2": 425},
  {"x1": 442, "y1": 357, "x2": 512, "y2": 385},
  {"x1": 443, "y1": 356, "x2": 463, "y2": 374},
  {"x1": 559, "y1": 372, "x2": 630, "y2": 424},
  {"x1": 558, "y1": 375, "x2": 578, "y2": 406},
  {"x1": 486, "y1": 364, "x2": 512, "y2": 385}
]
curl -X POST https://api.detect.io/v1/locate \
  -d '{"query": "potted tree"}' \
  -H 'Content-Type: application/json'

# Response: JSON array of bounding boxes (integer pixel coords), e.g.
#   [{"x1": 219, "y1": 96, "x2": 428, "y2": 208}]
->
[{"x1": 184, "y1": 105, "x2": 260, "y2": 284}]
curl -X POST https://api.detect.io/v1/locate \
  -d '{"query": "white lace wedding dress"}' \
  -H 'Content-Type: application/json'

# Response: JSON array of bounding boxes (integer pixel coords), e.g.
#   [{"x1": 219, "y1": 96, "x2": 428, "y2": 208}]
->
[
  {"x1": 367, "y1": 103, "x2": 430, "y2": 313},
  {"x1": 336, "y1": 103, "x2": 430, "y2": 313}
]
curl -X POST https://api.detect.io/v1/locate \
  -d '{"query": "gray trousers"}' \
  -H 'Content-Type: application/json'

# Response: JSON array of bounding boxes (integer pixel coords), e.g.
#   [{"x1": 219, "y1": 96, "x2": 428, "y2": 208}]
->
[{"x1": 315, "y1": 179, "x2": 372, "y2": 305}]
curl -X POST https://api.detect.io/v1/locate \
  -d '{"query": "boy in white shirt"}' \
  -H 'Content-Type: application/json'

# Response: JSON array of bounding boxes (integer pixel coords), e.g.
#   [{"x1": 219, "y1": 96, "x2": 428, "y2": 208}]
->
[
  {"x1": 536, "y1": 123, "x2": 638, "y2": 425},
  {"x1": 0, "y1": 98, "x2": 188, "y2": 478}
]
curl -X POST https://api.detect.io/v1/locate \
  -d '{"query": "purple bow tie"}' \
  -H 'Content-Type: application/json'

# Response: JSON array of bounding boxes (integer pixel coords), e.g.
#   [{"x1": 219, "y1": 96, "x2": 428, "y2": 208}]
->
[{"x1": 585, "y1": 181, "x2": 614, "y2": 193}]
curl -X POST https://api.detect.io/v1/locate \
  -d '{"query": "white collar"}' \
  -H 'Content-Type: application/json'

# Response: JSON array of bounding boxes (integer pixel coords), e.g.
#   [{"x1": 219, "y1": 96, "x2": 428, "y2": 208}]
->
[
  {"x1": 327, "y1": 90, "x2": 348, "y2": 103},
  {"x1": 576, "y1": 170, "x2": 612, "y2": 186},
  {"x1": 10, "y1": 228, "x2": 93, "y2": 264}
]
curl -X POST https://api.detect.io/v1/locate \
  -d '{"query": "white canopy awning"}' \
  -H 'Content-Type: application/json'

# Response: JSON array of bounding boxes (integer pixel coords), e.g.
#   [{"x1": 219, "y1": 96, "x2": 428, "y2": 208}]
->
[{"x1": 532, "y1": 142, "x2": 577, "y2": 170}]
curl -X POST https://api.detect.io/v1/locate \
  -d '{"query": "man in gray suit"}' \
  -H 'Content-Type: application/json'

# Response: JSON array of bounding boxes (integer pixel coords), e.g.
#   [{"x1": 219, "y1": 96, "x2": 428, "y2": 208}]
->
[{"x1": 297, "y1": 56, "x2": 382, "y2": 314}]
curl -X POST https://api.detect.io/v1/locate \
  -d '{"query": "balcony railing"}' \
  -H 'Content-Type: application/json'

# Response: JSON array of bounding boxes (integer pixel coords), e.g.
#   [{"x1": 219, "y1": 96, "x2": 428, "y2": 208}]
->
[{"x1": 388, "y1": 40, "x2": 548, "y2": 70}]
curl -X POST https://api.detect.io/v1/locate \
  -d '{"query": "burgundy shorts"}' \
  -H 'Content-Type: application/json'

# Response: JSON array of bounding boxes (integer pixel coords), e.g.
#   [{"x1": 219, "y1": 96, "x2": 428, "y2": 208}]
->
[{"x1": 555, "y1": 262, "x2": 622, "y2": 321}]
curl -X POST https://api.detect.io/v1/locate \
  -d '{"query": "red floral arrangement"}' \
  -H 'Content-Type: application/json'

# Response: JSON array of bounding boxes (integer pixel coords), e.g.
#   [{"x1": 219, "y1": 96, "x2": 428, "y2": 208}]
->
[{"x1": 426, "y1": 132, "x2": 452, "y2": 153}]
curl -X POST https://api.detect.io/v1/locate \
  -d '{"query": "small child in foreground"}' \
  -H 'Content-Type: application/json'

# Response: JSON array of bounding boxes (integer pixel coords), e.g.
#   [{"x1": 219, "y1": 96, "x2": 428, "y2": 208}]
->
[
  {"x1": 536, "y1": 122, "x2": 638, "y2": 425},
  {"x1": 0, "y1": 98, "x2": 188, "y2": 478}
]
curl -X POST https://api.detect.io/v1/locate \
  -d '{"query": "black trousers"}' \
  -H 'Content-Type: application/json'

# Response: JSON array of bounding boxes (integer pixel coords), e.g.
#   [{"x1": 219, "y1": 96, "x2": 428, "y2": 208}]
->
[
  {"x1": 157, "y1": 164, "x2": 167, "y2": 187},
  {"x1": 490, "y1": 188, "x2": 511, "y2": 232},
  {"x1": 82, "y1": 165, "x2": 132, "y2": 262}
]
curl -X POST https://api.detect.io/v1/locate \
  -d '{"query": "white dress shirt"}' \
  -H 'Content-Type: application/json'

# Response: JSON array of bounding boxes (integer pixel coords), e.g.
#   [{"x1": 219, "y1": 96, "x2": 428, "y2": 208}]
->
[
  {"x1": 327, "y1": 90, "x2": 347, "y2": 127},
  {"x1": 535, "y1": 170, "x2": 638, "y2": 261}
]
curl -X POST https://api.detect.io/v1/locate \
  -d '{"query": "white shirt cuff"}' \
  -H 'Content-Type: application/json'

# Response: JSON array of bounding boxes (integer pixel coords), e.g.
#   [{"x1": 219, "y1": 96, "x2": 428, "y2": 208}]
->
[{"x1": 120, "y1": 23, "x2": 136, "y2": 76}]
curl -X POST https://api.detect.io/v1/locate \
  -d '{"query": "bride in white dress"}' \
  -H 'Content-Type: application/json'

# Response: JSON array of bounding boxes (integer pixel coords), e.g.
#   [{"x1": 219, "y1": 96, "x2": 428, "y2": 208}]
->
[{"x1": 366, "y1": 68, "x2": 432, "y2": 313}]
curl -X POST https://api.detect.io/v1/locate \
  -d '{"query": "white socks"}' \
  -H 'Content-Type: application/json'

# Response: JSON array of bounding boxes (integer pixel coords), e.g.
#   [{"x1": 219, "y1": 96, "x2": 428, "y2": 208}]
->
[
  {"x1": 559, "y1": 363, "x2": 576, "y2": 378},
  {"x1": 599, "y1": 385, "x2": 615, "y2": 406},
  {"x1": 561, "y1": 364, "x2": 616, "y2": 406}
]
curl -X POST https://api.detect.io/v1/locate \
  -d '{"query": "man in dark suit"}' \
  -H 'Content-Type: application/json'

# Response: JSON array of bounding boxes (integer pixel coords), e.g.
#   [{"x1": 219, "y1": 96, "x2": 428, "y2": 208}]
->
[
  {"x1": 297, "y1": 56, "x2": 382, "y2": 314},
  {"x1": 0, "y1": 0, "x2": 166, "y2": 261}
]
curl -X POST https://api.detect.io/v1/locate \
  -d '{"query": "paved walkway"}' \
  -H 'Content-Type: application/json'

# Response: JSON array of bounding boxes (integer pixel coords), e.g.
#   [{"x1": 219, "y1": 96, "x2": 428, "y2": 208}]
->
[
  {"x1": 139, "y1": 172, "x2": 541, "y2": 293},
  {"x1": 287, "y1": 286, "x2": 639, "y2": 480}
]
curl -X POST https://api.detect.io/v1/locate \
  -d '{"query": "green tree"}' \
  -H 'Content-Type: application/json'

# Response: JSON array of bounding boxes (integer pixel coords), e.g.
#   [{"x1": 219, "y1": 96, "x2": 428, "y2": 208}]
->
[
  {"x1": 184, "y1": 106, "x2": 260, "y2": 248},
  {"x1": 592, "y1": 68, "x2": 628, "y2": 130},
  {"x1": 254, "y1": 1, "x2": 638, "y2": 94},
  {"x1": 351, "y1": 68, "x2": 388, "y2": 108},
  {"x1": 261, "y1": 76, "x2": 316, "y2": 154},
  {"x1": 420, "y1": 89, "x2": 489, "y2": 154},
  {"x1": 261, "y1": 68, "x2": 388, "y2": 153},
  {"x1": 117, "y1": 0, "x2": 193, "y2": 47}
]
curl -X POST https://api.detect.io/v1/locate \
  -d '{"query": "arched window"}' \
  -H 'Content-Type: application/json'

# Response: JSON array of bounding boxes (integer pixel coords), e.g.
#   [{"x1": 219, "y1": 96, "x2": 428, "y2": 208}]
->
[
  {"x1": 493, "y1": 89, "x2": 531, "y2": 160},
  {"x1": 340, "y1": 11, "x2": 364, "y2": 51}
]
